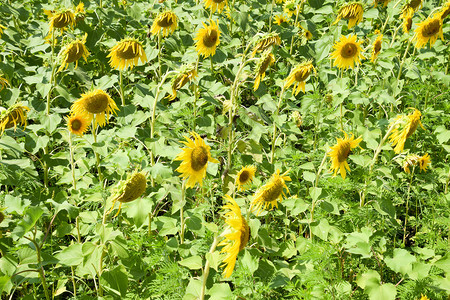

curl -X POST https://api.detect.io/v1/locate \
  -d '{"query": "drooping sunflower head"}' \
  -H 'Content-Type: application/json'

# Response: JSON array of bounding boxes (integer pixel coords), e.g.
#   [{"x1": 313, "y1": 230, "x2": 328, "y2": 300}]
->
[
  {"x1": 236, "y1": 165, "x2": 257, "y2": 191},
  {"x1": 175, "y1": 131, "x2": 219, "y2": 188},
  {"x1": 71, "y1": 89, "x2": 119, "y2": 128},
  {"x1": 370, "y1": 32, "x2": 383, "y2": 62},
  {"x1": 402, "y1": 0, "x2": 423, "y2": 13},
  {"x1": 74, "y1": 2, "x2": 85, "y2": 22},
  {"x1": 283, "y1": 0, "x2": 300, "y2": 17},
  {"x1": 203, "y1": 0, "x2": 228, "y2": 13},
  {"x1": 330, "y1": 34, "x2": 365, "y2": 70},
  {"x1": 0, "y1": 104, "x2": 30, "y2": 136},
  {"x1": 251, "y1": 33, "x2": 281, "y2": 57},
  {"x1": 218, "y1": 195, "x2": 250, "y2": 278},
  {"x1": 66, "y1": 113, "x2": 91, "y2": 136},
  {"x1": 150, "y1": 11, "x2": 178, "y2": 37},
  {"x1": 107, "y1": 38, "x2": 148, "y2": 70},
  {"x1": 253, "y1": 51, "x2": 275, "y2": 91},
  {"x1": 291, "y1": 111, "x2": 303, "y2": 127},
  {"x1": 195, "y1": 19, "x2": 221, "y2": 58},
  {"x1": 0, "y1": 75, "x2": 9, "y2": 91},
  {"x1": 401, "y1": 7, "x2": 414, "y2": 33},
  {"x1": 284, "y1": 60, "x2": 316, "y2": 96},
  {"x1": 373, "y1": 0, "x2": 391, "y2": 8},
  {"x1": 167, "y1": 65, "x2": 198, "y2": 100},
  {"x1": 333, "y1": 2, "x2": 364, "y2": 28},
  {"x1": 438, "y1": 0, "x2": 450, "y2": 19},
  {"x1": 388, "y1": 108, "x2": 424, "y2": 154},
  {"x1": 328, "y1": 132, "x2": 363, "y2": 179},
  {"x1": 112, "y1": 171, "x2": 147, "y2": 203},
  {"x1": 0, "y1": 24, "x2": 6, "y2": 38},
  {"x1": 44, "y1": 8, "x2": 75, "y2": 40},
  {"x1": 413, "y1": 15, "x2": 444, "y2": 49},
  {"x1": 58, "y1": 33, "x2": 90, "y2": 72},
  {"x1": 274, "y1": 14, "x2": 290, "y2": 25},
  {"x1": 403, "y1": 153, "x2": 430, "y2": 173},
  {"x1": 250, "y1": 169, "x2": 291, "y2": 215}
]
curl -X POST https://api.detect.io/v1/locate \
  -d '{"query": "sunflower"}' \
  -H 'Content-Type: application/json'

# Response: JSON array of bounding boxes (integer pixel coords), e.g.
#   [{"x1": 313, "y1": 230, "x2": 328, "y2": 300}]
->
[
  {"x1": 175, "y1": 131, "x2": 219, "y2": 188},
  {"x1": 413, "y1": 15, "x2": 444, "y2": 49},
  {"x1": 401, "y1": 8, "x2": 414, "y2": 33},
  {"x1": 420, "y1": 294, "x2": 430, "y2": 300},
  {"x1": 330, "y1": 34, "x2": 365, "y2": 70},
  {"x1": 333, "y1": 2, "x2": 364, "y2": 29},
  {"x1": 66, "y1": 113, "x2": 91, "y2": 136},
  {"x1": 203, "y1": 0, "x2": 228, "y2": 13},
  {"x1": 0, "y1": 104, "x2": 30, "y2": 135},
  {"x1": 0, "y1": 24, "x2": 6, "y2": 38},
  {"x1": 107, "y1": 171, "x2": 147, "y2": 217},
  {"x1": 44, "y1": 9, "x2": 75, "y2": 38},
  {"x1": 236, "y1": 165, "x2": 257, "y2": 191},
  {"x1": 439, "y1": 0, "x2": 450, "y2": 19},
  {"x1": 71, "y1": 89, "x2": 119, "y2": 128},
  {"x1": 0, "y1": 76, "x2": 9, "y2": 91},
  {"x1": 250, "y1": 169, "x2": 291, "y2": 215},
  {"x1": 107, "y1": 38, "x2": 148, "y2": 70},
  {"x1": 291, "y1": 111, "x2": 303, "y2": 127},
  {"x1": 195, "y1": 19, "x2": 221, "y2": 58},
  {"x1": 58, "y1": 33, "x2": 90, "y2": 72},
  {"x1": 274, "y1": 14, "x2": 290, "y2": 25},
  {"x1": 370, "y1": 31, "x2": 383, "y2": 62},
  {"x1": 389, "y1": 109, "x2": 424, "y2": 154},
  {"x1": 403, "y1": 153, "x2": 430, "y2": 173},
  {"x1": 402, "y1": 0, "x2": 423, "y2": 13},
  {"x1": 284, "y1": 60, "x2": 315, "y2": 96},
  {"x1": 218, "y1": 195, "x2": 250, "y2": 278},
  {"x1": 251, "y1": 33, "x2": 281, "y2": 57},
  {"x1": 283, "y1": 0, "x2": 300, "y2": 17},
  {"x1": 150, "y1": 11, "x2": 178, "y2": 37},
  {"x1": 328, "y1": 132, "x2": 362, "y2": 180},
  {"x1": 373, "y1": 0, "x2": 390, "y2": 7},
  {"x1": 254, "y1": 51, "x2": 275, "y2": 91},
  {"x1": 304, "y1": 29, "x2": 313, "y2": 40},
  {"x1": 167, "y1": 65, "x2": 198, "y2": 100},
  {"x1": 74, "y1": 2, "x2": 85, "y2": 22}
]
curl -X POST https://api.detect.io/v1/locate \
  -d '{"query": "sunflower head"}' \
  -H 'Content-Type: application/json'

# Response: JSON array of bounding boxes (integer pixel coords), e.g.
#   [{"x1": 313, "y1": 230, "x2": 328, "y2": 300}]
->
[
  {"x1": 58, "y1": 33, "x2": 90, "y2": 72},
  {"x1": 0, "y1": 24, "x2": 6, "y2": 38},
  {"x1": 71, "y1": 89, "x2": 119, "y2": 128},
  {"x1": 195, "y1": 19, "x2": 221, "y2": 58},
  {"x1": 175, "y1": 132, "x2": 219, "y2": 188},
  {"x1": 402, "y1": 0, "x2": 423, "y2": 13},
  {"x1": 203, "y1": 0, "x2": 228, "y2": 13},
  {"x1": 236, "y1": 165, "x2": 257, "y2": 191},
  {"x1": 330, "y1": 34, "x2": 365, "y2": 70},
  {"x1": 291, "y1": 111, "x2": 303, "y2": 127},
  {"x1": 151, "y1": 11, "x2": 178, "y2": 37},
  {"x1": 328, "y1": 132, "x2": 362, "y2": 179},
  {"x1": 389, "y1": 108, "x2": 424, "y2": 154},
  {"x1": 66, "y1": 113, "x2": 91, "y2": 136},
  {"x1": 283, "y1": 0, "x2": 300, "y2": 17},
  {"x1": 413, "y1": 15, "x2": 444, "y2": 49},
  {"x1": 373, "y1": 0, "x2": 391, "y2": 8},
  {"x1": 274, "y1": 14, "x2": 290, "y2": 25},
  {"x1": 333, "y1": 2, "x2": 364, "y2": 28},
  {"x1": 401, "y1": 8, "x2": 414, "y2": 33},
  {"x1": 107, "y1": 38, "x2": 148, "y2": 70},
  {"x1": 112, "y1": 171, "x2": 147, "y2": 203},
  {"x1": 370, "y1": 32, "x2": 383, "y2": 63},
  {"x1": 167, "y1": 65, "x2": 198, "y2": 100},
  {"x1": 0, "y1": 104, "x2": 30, "y2": 136},
  {"x1": 0, "y1": 75, "x2": 9, "y2": 91},
  {"x1": 218, "y1": 195, "x2": 250, "y2": 278},
  {"x1": 284, "y1": 60, "x2": 316, "y2": 96},
  {"x1": 403, "y1": 153, "x2": 430, "y2": 173},
  {"x1": 250, "y1": 169, "x2": 291, "y2": 215},
  {"x1": 304, "y1": 30, "x2": 313, "y2": 40},
  {"x1": 253, "y1": 51, "x2": 275, "y2": 91},
  {"x1": 439, "y1": 0, "x2": 450, "y2": 19},
  {"x1": 251, "y1": 33, "x2": 281, "y2": 57},
  {"x1": 74, "y1": 2, "x2": 85, "y2": 22}
]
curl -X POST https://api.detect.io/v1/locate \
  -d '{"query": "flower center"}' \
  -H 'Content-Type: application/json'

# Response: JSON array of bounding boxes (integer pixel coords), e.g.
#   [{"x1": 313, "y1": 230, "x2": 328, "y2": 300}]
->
[
  {"x1": 157, "y1": 14, "x2": 174, "y2": 27},
  {"x1": 405, "y1": 18, "x2": 412, "y2": 31},
  {"x1": 262, "y1": 178, "x2": 284, "y2": 203},
  {"x1": 294, "y1": 68, "x2": 311, "y2": 82},
  {"x1": 408, "y1": 0, "x2": 422, "y2": 10},
  {"x1": 259, "y1": 55, "x2": 273, "y2": 74},
  {"x1": 71, "y1": 119, "x2": 82, "y2": 131},
  {"x1": 53, "y1": 12, "x2": 72, "y2": 28},
  {"x1": 84, "y1": 93, "x2": 109, "y2": 114},
  {"x1": 337, "y1": 141, "x2": 351, "y2": 162},
  {"x1": 5, "y1": 111, "x2": 19, "y2": 129},
  {"x1": 239, "y1": 170, "x2": 250, "y2": 183},
  {"x1": 66, "y1": 43, "x2": 84, "y2": 63},
  {"x1": 421, "y1": 19, "x2": 440, "y2": 37},
  {"x1": 120, "y1": 173, "x2": 147, "y2": 203},
  {"x1": 374, "y1": 40, "x2": 382, "y2": 54},
  {"x1": 239, "y1": 219, "x2": 250, "y2": 251},
  {"x1": 341, "y1": 43, "x2": 357, "y2": 59},
  {"x1": 213, "y1": 0, "x2": 225, "y2": 3},
  {"x1": 191, "y1": 146, "x2": 208, "y2": 171},
  {"x1": 117, "y1": 42, "x2": 140, "y2": 59},
  {"x1": 203, "y1": 29, "x2": 218, "y2": 48}
]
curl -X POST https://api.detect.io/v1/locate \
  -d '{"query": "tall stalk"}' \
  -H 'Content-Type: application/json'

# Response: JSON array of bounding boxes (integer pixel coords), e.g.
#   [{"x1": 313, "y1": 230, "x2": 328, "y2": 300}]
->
[
  {"x1": 119, "y1": 70, "x2": 125, "y2": 106},
  {"x1": 309, "y1": 152, "x2": 328, "y2": 239},
  {"x1": 402, "y1": 168, "x2": 415, "y2": 245},
  {"x1": 200, "y1": 235, "x2": 219, "y2": 300},
  {"x1": 270, "y1": 85, "x2": 286, "y2": 163},
  {"x1": 180, "y1": 180, "x2": 186, "y2": 244},
  {"x1": 92, "y1": 117, "x2": 103, "y2": 183},
  {"x1": 157, "y1": 31, "x2": 162, "y2": 79},
  {"x1": 397, "y1": 37, "x2": 412, "y2": 81},
  {"x1": 46, "y1": 29, "x2": 56, "y2": 115},
  {"x1": 69, "y1": 132, "x2": 76, "y2": 190}
]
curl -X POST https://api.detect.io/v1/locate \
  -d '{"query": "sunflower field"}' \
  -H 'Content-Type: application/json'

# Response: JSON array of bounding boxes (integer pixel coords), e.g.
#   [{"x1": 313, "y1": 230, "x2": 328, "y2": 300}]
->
[{"x1": 0, "y1": 0, "x2": 449, "y2": 298}]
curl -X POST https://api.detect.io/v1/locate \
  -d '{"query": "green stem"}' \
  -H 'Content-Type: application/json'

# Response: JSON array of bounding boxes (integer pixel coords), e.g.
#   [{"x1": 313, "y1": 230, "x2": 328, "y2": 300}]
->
[
  {"x1": 289, "y1": 11, "x2": 300, "y2": 55},
  {"x1": 310, "y1": 152, "x2": 328, "y2": 239},
  {"x1": 119, "y1": 70, "x2": 124, "y2": 106},
  {"x1": 268, "y1": 0, "x2": 276, "y2": 31},
  {"x1": 71, "y1": 266, "x2": 77, "y2": 296},
  {"x1": 445, "y1": 168, "x2": 450, "y2": 194},
  {"x1": 193, "y1": 56, "x2": 200, "y2": 129},
  {"x1": 200, "y1": 235, "x2": 219, "y2": 300},
  {"x1": 340, "y1": 102, "x2": 344, "y2": 131},
  {"x1": 403, "y1": 168, "x2": 415, "y2": 245},
  {"x1": 389, "y1": 24, "x2": 402, "y2": 48},
  {"x1": 397, "y1": 37, "x2": 412, "y2": 81},
  {"x1": 157, "y1": 31, "x2": 162, "y2": 79},
  {"x1": 180, "y1": 180, "x2": 186, "y2": 244},
  {"x1": 26, "y1": 235, "x2": 50, "y2": 300},
  {"x1": 92, "y1": 118, "x2": 103, "y2": 183},
  {"x1": 46, "y1": 28, "x2": 55, "y2": 115},
  {"x1": 69, "y1": 133, "x2": 76, "y2": 190},
  {"x1": 270, "y1": 85, "x2": 286, "y2": 163},
  {"x1": 43, "y1": 146, "x2": 49, "y2": 189}
]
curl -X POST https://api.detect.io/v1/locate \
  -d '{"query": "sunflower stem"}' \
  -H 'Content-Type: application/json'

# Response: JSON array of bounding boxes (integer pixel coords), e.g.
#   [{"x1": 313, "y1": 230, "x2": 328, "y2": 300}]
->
[
  {"x1": 309, "y1": 152, "x2": 328, "y2": 239},
  {"x1": 180, "y1": 180, "x2": 186, "y2": 244},
  {"x1": 69, "y1": 132, "x2": 77, "y2": 190},
  {"x1": 339, "y1": 102, "x2": 344, "y2": 131},
  {"x1": 389, "y1": 24, "x2": 402, "y2": 48},
  {"x1": 444, "y1": 168, "x2": 450, "y2": 194},
  {"x1": 402, "y1": 167, "x2": 415, "y2": 245},
  {"x1": 200, "y1": 235, "x2": 219, "y2": 300},
  {"x1": 210, "y1": 56, "x2": 214, "y2": 75},
  {"x1": 270, "y1": 85, "x2": 286, "y2": 163},
  {"x1": 268, "y1": 0, "x2": 276, "y2": 32},
  {"x1": 397, "y1": 37, "x2": 412, "y2": 82},
  {"x1": 289, "y1": 10, "x2": 300, "y2": 55},
  {"x1": 43, "y1": 146, "x2": 49, "y2": 189},
  {"x1": 157, "y1": 31, "x2": 162, "y2": 79},
  {"x1": 46, "y1": 28, "x2": 55, "y2": 115},
  {"x1": 193, "y1": 56, "x2": 200, "y2": 129},
  {"x1": 92, "y1": 119, "x2": 103, "y2": 184},
  {"x1": 119, "y1": 70, "x2": 125, "y2": 106}
]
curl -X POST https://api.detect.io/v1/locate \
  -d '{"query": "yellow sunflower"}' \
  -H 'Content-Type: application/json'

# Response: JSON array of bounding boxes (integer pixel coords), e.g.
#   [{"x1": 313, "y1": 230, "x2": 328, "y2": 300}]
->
[
  {"x1": 304, "y1": 29, "x2": 313, "y2": 40},
  {"x1": 274, "y1": 14, "x2": 290, "y2": 25},
  {"x1": 167, "y1": 65, "x2": 198, "y2": 100},
  {"x1": 66, "y1": 113, "x2": 91, "y2": 136},
  {"x1": 235, "y1": 165, "x2": 257, "y2": 191},
  {"x1": 150, "y1": 11, "x2": 178, "y2": 37},
  {"x1": 218, "y1": 195, "x2": 250, "y2": 278},
  {"x1": 107, "y1": 38, "x2": 148, "y2": 70},
  {"x1": 389, "y1": 108, "x2": 424, "y2": 154},
  {"x1": 195, "y1": 19, "x2": 221, "y2": 58},
  {"x1": 413, "y1": 15, "x2": 444, "y2": 49},
  {"x1": 251, "y1": 33, "x2": 281, "y2": 57},
  {"x1": 250, "y1": 169, "x2": 291, "y2": 215},
  {"x1": 284, "y1": 60, "x2": 316, "y2": 96},
  {"x1": 58, "y1": 33, "x2": 90, "y2": 72},
  {"x1": 74, "y1": 2, "x2": 85, "y2": 22},
  {"x1": 71, "y1": 89, "x2": 119, "y2": 128},
  {"x1": 438, "y1": 0, "x2": 450, "y2": 19},
  {"x1": 402, "y1": 0, "x2": 423, "y2": 13},
  {"x1": 403, "y1": 153, "x2": 430, "y2": 173},
  {"x1": 0, "y1": 104, "x2": 30, "y2": 136},
  {"x1": 370, "y1": 32, "x2": 383, "y2": 62},
  {"x1": 283, "y1": 0, "x2": 300, "y2": 17},
  {"x1": 401, "y1": 8, "x2": 414, "y2": 33},
  {"x1": 328, "y1": 132, "x2": 362, "y2": 180},
  {"x1": 254, "y1": 51, "x2": 275, "y2": 91},
  {"x1": 0, "y1": 75, "x2": 9, "y2": 91},
  {"x1": 373, "y1": 0, "x2": 390, "y2": 7},
  {"x1": 0, "y1": 24, "x2": 6, "y2": 38},
  {"x1": 330, "y1": 34, "x2": 365, "y2": 70},
  {"x1": 175, "y1": 131, "x2": 219, "y2": 188},
  {"x1": 333, "y1": 2, "x2": 364, "y2": 29},
  {"x1": 107, "y1": 171, "x2": 147, "y2": 216},
  {"x1": 203, "y1": 0, "x2": 228, "y2": 13},
  {"x1": 420, "y1": 294, "x2": 430, "y2": 300},
  {"x1": 44, "y1": 9, "x2": 75, "y2": 38}
]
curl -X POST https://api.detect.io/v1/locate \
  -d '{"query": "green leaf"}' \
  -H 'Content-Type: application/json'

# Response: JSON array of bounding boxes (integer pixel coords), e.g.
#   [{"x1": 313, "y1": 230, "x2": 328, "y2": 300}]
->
[
  {"x1": 384, "y1": 248, "x2": 416, "y2": 276},
  {"x1": 179, "y1": 255, "x2": 203, "y2": 270},
  {"x1": 155, "y1": 216, "x2": 178, "y2": 236},
  {"x1": 367, "y1": 283, "x2": 396, "y2": 300},
  {"x1": 0, "y1": 275, "x2": 11, "y2": 295},
  {"x1": 100, "y1": 265, "x2": 128, "y2": 298},
  {"x1": 55, "y1": 244, "x2": 83, "y2": 266},
  {"x1": 241, "y1": 250, "x2": 258, "y2": 273},
  {"x1": 124, "y1": 196, "x2": 153, "y2": 228},
  {"x1": 207, "y1": 283, "x2": 232, "y2": 300},
  {"x1": 356, "y1": 270, "x2": 380, "y2": 290},
  {"x1": 311, "y1": 218, "x2": 330, "y2": 241},
  {"x1": 303, "y1": 171, "x2": 316, "y2": 183},
  {"x1": 11, "y1": 206, "x2": 44, "y2": 240},
  {"x1": 183, "y1": 278, "x2": 202, "y2": 300}
]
